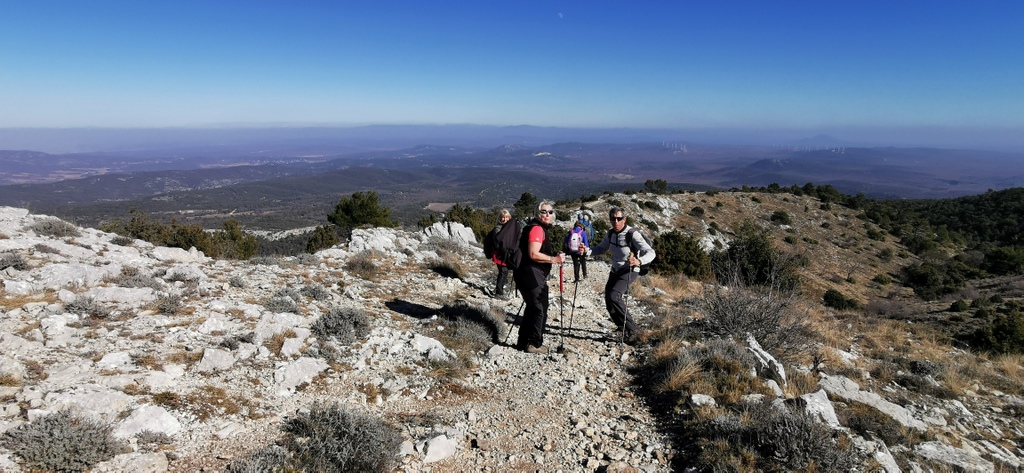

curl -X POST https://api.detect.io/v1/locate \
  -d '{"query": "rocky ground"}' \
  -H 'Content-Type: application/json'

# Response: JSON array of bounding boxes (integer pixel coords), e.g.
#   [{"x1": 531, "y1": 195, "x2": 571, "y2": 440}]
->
[
  {"x1": 2, "y1": 196, "x2": 1023, "y2": 473},
  {"x1": 0, "y1": 207, "x2": 673, "y2": 472}
]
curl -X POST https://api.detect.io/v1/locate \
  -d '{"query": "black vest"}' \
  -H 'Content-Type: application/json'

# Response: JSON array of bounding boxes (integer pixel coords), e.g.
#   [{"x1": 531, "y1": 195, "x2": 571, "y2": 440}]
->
[{"x1": 518, "y1": 219, "x2": 554, "y2": 274}]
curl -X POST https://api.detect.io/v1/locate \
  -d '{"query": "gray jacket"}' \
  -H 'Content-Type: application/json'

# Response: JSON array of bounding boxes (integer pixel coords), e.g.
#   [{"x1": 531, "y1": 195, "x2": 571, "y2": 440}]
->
[{"x1": 589, "y1": 226, "x2": 655, "y2": 272}]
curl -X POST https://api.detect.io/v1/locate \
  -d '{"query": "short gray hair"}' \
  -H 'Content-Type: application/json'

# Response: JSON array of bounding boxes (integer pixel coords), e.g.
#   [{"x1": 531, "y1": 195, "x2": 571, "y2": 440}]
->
[
  {"x1": 537, "y1": 200, "x2": 555, "y2": 212},
  {"x1": 608, "y1": 207, "x2": 624, "y2": 219}
]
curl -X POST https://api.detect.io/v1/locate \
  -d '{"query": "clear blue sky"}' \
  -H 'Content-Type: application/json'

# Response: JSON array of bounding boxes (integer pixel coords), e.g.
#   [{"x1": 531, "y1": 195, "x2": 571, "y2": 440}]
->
[{"x1": 2, "y1": 1, "x2": 1022, "y2": 140}]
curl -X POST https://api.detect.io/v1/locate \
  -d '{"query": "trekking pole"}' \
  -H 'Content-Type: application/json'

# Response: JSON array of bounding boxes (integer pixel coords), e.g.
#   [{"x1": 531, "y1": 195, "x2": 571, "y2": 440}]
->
[
  {"x1": 502, "y1": 300, "x2": 526, "y2": 345},
  {"x1": 621, "y1": 255, "x2": 635, "y2": 346},
  {"x1": 557, "y1": 261, "x2": 566, "y2": 351},
  {"x1": 567, "y1": 277, "x2": 579, "y2": 341}
]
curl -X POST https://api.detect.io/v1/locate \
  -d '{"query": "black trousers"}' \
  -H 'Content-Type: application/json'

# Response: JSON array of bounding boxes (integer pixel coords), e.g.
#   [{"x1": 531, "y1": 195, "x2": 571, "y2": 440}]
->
[
  {"x1": 570, "y1": 253, "x2": 587, "y2": 281},
  {"x1": 494, "y1": 264, "x2": 509, "y2": 296},
  {"x1": 515, "y1": 267, "x2": 549, "y2": 349},
  {"x1": 605, "y1": 267, "x2": 638, "y2": 335}
]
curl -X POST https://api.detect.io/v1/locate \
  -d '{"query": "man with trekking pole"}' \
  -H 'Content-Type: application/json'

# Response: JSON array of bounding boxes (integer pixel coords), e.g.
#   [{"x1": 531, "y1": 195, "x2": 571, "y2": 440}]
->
[{"x1": 583, "y1": 207, "x2": 656, "y2": 345}]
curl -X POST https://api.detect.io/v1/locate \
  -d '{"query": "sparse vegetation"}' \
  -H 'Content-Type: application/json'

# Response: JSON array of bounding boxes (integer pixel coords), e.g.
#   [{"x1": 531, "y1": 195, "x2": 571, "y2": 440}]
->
[
  {"x1": 345, "y1": 250, "x2": 379, "y2": 280},
  {"x1": 312, "y1": 306, "x2": 371, "y2": 346},
  {"x1": 0, "y1": 251, "x2": 28, "y2": 271},
  {"x1": 2, "y1": 409, "x2": 127, "y2": 472},
  {"x1": 280, "y1": 401, "x2": 402, "y2": 473},
  {"x1": 28, "y1": 218, "x2": 81, "y2": 238}
]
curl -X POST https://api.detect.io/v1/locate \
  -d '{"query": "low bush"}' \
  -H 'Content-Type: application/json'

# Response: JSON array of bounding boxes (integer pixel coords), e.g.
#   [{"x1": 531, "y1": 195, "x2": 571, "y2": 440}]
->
[
  {"x1": 107, "y1": 266, "x2": 164, "y2": 290},
  {"x1": 282, "y1": 401, "x2": 402, "y2": 473},
  {"x1": 346, "y1": 250, "x2": 379, "y2": 280},
  {"x1": 427, "y1": 257, "x2": 467, "y2": 280},
  {"x1": 264, "y1": 296, "x2": 299, "y2": 314},
  {"x1": 0, "y1": 251, "x2": 28, "y2": 271},
  {"x1": 301, "y1": 283, "x2": 331, "y2": 301},
  {"x1": 28, "y1": 219, "x2": 81, "y2": 238},
  {"x1": 949, "y1": 299, "x2": 970, "y2": 312},
  {"x1": 770, "y1": 210, "x2": 792, "y2": 225},
  {"x1": 823, "y1": 289, "x2": 860, "y2": 311},
  {"x1": 224, "y1": 445, "x2": 292, "y2": 472},
  {"x1": 2, "y1": 409, "x2": 127, "y2": 472},
  {"x1": 436, "y1": 300, "x2": 504, "y2": 349},
  {"x1": 693, "y1": 283, "x2": 813, "y2": 361},
  {"x1": 110, "y1": 235, "x2": 134, "y2": 246},
  {"x1": 312, "y1": 306, "x2": 371, "y2": 346},
  {"x1": 32, "y1": 243, "x2": 60, "y2": 254},
  {"x1": 692, "y1": 400, "x2": 858, "y2": 471},
  {"x1": 155, "y1": 293, "x2": 184, "y2": 315},
  {"x1": 64, "y1": 297, "x2": 111, "y2": 319}
]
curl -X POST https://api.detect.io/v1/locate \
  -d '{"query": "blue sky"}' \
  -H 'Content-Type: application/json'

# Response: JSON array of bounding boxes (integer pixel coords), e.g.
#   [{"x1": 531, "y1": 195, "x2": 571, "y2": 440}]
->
[{"x1": 2, "y1": 1, "x2": 1022, "y2": 146}]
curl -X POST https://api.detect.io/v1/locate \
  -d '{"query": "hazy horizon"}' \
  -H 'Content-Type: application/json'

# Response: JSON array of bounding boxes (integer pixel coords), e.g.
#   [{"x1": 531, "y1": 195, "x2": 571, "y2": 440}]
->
[{"x1": 2, "y1": 2, "x2": 1023, "y2": 154}]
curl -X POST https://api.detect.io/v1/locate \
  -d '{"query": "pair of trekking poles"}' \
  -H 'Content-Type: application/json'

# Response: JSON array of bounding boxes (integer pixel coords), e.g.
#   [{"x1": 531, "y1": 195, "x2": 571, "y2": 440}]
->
[{"x1": 503, "y1": 262, "x2": 632, "y2": 351}]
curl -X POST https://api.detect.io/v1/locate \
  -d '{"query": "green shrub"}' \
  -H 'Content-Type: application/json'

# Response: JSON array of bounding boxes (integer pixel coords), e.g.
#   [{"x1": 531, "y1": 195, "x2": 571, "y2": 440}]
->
[
  {"x1": 305, "y1": 225, "x2": 340, "y2": 254},
  {"x1": 820, "y1": 221, "x2": 831, "y2": 229},
  {"x1": 650, "y1": 231, "x2": 712, "y2": 279},
  {"x1": 949, "y1": 299, "x2": 970, "y2": 312},
  {"x1": 823, "y1": 289, "x2": 860, "y2": 311},
  {"x1": 872, "y1": 273, "x2": 893, "y2": 285},
  {"x1": 964, "y1": 310, "x2": 1024, "y2": 355},
  {"x1": 28, "y1": 219, "x2": 81, "y2": 238},
  {"x1": 770, "y1": 210, "x2": 792, "y2": 225},
  {"x1": 312, "y1": 306, "x2": 372, "y2": 346},
  {"x1": 328, "y1": 191, "x2": 397, "y2": 229},
  {"x1": 2, "y1": 409, "x2": 127, "y2": 472},
  {"x1": 282, "y1": 402, "x2": 401, "y2": 473},
  {"x1": 710, "y1": 220, "x2": 800, "y2": 290}
]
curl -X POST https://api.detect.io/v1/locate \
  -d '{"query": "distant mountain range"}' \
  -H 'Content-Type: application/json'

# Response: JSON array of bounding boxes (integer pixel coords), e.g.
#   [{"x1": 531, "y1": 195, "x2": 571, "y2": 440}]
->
[{"x1": 1, "y1": 139, "x2": 1022, "y2": 231}]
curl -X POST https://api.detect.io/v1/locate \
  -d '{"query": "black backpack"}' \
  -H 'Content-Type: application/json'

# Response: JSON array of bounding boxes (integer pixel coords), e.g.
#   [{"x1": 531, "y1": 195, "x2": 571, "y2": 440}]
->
[
  {"x1": 495, "y1": 220, "x2": 523, "y2": 270},
  {"x1": 614, "y1": 228, "x2": 653, "y2": 276}
]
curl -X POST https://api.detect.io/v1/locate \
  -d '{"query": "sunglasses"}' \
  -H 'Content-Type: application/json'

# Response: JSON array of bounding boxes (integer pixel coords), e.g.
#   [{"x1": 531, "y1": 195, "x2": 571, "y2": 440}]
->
[
  {"x1": 612, "y1": 216, "x2": 626, "y2": 221},
  {"x1": 539, "y1": 209, "x2": 555, "y2": 215}
]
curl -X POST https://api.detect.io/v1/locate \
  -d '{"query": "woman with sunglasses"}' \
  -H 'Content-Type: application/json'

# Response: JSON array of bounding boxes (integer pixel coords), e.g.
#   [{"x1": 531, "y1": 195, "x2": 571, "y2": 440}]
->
[
  {"x1": 513, "y1": 201, "x2": 565, "y2": 354},
  {"x1": 586, "y1": 206, "x2": 655, "y2": 344}
]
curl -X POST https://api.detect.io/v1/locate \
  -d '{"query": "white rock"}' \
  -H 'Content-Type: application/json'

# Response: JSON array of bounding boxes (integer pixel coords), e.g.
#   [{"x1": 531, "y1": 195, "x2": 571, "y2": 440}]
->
[
  {"x1": 274, "y1": 357, "x2": 329, "y2": 396},
  {"x1": 422, "y1": 222, "x2": 477, "y2": 246},
  {"x1": 115, "y1": 405, "x2": 182, "y2": 438},
  {"x1": 690, "y1": 394, "x2": 716, "y2": 407},
  {"x1": 914, "y1": 441, "x2": 994, "y2": 473},
  {"x1": 746, "y1": 334, "x2": 786, "y2": 385},
  {"x1": 423, "y1": 434, "x2": 459, "y2": 463},
  {"x1": 800, "y1": 389, "x2": 841, "y2": 429},
  {"x1": 2, "y1": 279, "x2": 35, "y2": 295},
  {"x1": 96, "y1": 351, "x2": 134, "y2": 371},
  {"x1": 819, "y1": 374, "x2": 928, "y2": 432},
  {"x1": 45, "y1": 384, "x2": 133, "y2": 422},
  {"x1": 150, "y1": 246, "x2": 206, "y2": 263},
  {"x1": 196, "y1": 348, "x2": 235, "y2": 373}
]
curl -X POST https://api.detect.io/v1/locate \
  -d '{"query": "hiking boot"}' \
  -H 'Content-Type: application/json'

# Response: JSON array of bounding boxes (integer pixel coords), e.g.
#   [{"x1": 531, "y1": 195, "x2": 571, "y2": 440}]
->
[{"x1": 525, "y1": 344, "x2": 548, "y2": 354}]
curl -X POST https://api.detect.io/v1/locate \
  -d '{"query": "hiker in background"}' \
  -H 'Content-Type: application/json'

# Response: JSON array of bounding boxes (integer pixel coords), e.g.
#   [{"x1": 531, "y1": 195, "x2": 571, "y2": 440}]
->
[
  {"x1": 580, "y1": 212, "x2": 594, "y2": 244},
  {"x1": 564, "y1": 220, "x2": 589, "y2": 282},
  {"x1": 483, "y1": 209, "x2": 519, "y2": 300},
  {"x1": 514, "y1": 201, "x2": 564, "y2": 354},
  {"x1": 587, "y1": 207, "x2": 655, "y2": 344}
]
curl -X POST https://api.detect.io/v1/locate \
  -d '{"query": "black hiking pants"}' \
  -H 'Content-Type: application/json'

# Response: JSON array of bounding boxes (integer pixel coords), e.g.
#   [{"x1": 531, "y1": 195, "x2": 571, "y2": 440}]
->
[
  {"x1": 515, "y1": 266, "x2": 549, "y2": 349},
  {"x1": 605, "y1": 267, "x2": 638, "y2": 335},
  {"x1": 570, "y1": 253, "x2": 587, "y2": 281},
  {"x1": 494, "y1": 264, "x2": 509, "y2": 296}
]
